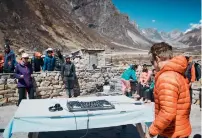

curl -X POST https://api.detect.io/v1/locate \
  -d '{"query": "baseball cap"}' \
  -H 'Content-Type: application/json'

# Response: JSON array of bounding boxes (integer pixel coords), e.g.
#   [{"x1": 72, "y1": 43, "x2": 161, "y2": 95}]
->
[
  {"x1": 22, "y1": 53, "x2": 29, "y2": 58},
  {"x1": 47, "y1": 48, "x2": 53, "y2": 52}
]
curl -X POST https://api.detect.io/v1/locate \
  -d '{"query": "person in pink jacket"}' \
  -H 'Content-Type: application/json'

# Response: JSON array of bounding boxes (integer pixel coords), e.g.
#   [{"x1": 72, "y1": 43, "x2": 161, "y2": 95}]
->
[{"x1": 136, "y1": 65, "x2": 152, "y2": 101}]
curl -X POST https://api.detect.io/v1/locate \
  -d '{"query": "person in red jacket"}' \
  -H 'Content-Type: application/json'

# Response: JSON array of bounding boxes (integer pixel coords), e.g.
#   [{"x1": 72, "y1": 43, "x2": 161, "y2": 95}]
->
[
  {"x1": 146, "y1": 42, "x2": 191, "y2": 138},
  {"x1": 0, "y1": 54, "x2": 4, "y2": 73}
]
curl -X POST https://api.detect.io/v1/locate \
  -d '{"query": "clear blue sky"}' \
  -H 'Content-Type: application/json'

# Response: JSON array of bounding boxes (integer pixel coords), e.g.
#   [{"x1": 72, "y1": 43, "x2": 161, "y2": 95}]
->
[{"x1": 112, "y1": 0, "x2": 201, "y2": 32}]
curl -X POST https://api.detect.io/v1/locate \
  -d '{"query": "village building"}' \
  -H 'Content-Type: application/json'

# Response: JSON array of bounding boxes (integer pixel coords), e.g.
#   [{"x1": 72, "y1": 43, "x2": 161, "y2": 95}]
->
[{"x1": 71, "y1": 48, "x2": 105, "y2": 70}]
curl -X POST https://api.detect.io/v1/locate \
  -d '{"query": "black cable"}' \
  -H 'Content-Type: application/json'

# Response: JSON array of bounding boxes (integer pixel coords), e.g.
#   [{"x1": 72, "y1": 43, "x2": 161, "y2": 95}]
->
[
  {"x1": 64, "y1": 104, "x2": 90, "y2": 138},
  {"x1": 65, "y1": 99, "x2": 78, "y2": 130},
  {"x1": 79, "y1": 110, "x2": 90, "y2": 138}
]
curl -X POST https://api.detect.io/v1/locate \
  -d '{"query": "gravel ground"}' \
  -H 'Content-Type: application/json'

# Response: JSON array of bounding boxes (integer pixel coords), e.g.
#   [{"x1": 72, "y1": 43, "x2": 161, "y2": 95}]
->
[{"x1": 0, "y1": 104, "x2": 201, "y2": 138}]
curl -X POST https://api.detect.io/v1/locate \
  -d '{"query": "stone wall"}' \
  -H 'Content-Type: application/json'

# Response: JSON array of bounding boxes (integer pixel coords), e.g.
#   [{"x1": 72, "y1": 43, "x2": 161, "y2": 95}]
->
[
  {"x1": 0, "y1": 67, "x2": 123, "y2": 106},
  {"x1": 1, "y1": 67, "x2": 200, "y2": 107}
]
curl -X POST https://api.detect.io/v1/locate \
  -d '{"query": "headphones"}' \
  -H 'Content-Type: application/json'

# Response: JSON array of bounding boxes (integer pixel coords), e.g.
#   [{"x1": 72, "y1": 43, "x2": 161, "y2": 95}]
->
[{"x1": 49, "y1": 103, "x2": 63, "y2": 112}]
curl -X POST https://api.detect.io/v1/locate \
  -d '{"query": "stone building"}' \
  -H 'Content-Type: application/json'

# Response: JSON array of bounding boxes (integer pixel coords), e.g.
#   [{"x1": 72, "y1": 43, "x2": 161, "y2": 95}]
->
[{"x1": 71, "y1": 48, "x2": 105, "y2": 70}]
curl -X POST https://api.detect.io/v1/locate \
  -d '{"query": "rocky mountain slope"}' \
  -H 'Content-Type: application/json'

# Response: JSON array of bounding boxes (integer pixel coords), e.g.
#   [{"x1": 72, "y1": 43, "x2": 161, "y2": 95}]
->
[
  {"x1": 0, "y1": 0, "x2": 111, "y2": 52},
  {"x1": 0, "y1": 0, "x2": 153, "y2": 53},
  {"x1": 140, "y1": 28, "x2": 189, "y2": 48},
  {"x1": 176, "y1": 27, "x2": 201, "y2": 46},
  {"x1": 69, "y1": 0, "x2": 153, "y2": 49},
  {"x1": 140, "y1": 26, "x2": 201, "y2": 50},
  {"x1": 160, "y1": 30, "x2": 183, "y2": 41},
  {"x1": 141, "y1": 28, "x2": 163, "y2": 42}
]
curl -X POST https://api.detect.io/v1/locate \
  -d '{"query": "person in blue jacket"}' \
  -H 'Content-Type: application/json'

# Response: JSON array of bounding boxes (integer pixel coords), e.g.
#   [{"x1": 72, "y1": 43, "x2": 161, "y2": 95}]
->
[
  {"x1": 121, "y1": 64, "x2": 137, "y2": 97},
  {"x1": 42, "y1": 48, "x2": 55, "y2": 71},
  {"x1": 3, "y1": 42, "x2": 16, "y2": 73}
]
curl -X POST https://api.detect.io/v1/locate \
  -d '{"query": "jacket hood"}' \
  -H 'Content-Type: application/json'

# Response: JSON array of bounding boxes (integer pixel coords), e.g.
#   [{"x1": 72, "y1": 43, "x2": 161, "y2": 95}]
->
[{"x1": 156, "y1": 55, "x2": 188, "y2": 78}]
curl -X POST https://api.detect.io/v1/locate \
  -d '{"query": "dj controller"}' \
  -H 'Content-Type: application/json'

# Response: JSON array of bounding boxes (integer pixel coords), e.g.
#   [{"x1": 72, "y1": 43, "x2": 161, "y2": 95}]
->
[{"x1": 66, "y1": 100, "x2": 115, "y2": 112}]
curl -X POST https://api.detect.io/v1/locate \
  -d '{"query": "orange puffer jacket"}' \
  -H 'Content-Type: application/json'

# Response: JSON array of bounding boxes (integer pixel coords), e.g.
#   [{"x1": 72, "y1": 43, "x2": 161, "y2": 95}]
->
[{"x1": 149, "y1": 56, "x2": 191, "y2": 138}]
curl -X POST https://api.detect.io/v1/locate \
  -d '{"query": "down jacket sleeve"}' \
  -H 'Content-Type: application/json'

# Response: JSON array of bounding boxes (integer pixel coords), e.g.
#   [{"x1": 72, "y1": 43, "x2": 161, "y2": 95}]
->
[{"x1": 149, "y1": 75, "x2": 179, "y2": 136}]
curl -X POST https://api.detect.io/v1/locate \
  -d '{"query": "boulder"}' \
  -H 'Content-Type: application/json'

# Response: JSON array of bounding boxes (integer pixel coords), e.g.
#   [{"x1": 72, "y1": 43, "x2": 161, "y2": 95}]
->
[
  {"x1": 92, "y1": 73, "x2": 101, "y2": 78},
  {"x1": 31, "y1": 74, "x2": 38, "y2": 77},
  {"x1": 47, "y1": 72, "x2": 57, "y2": 76},
  {"x1": 4, "y1": 93, "x2": 14, "y2": 98},
  {"x1": 61, "y1": 85, "x2": 65, "y2": 89},
  {"x1": 41, "y1": 94, "x2": 50, "y2": 99},
  {"x1": 0, "y1": 79, "x2": 6, "y2": 85},
  {"x1": 36, "y1": 82, "x2": 41, "y2": 87},
  {"x1": 50, "y1": 92, "x2": 60, "y2": 98},
  {"x1": 46, "y1": 90, "x2": 53, "y2": 95},
  {"x1": 35, "y1": 77, "x2": 42, "y2": 82},
  {"x1": 38, "y1": 91, "x2": 47, "y2": 96},
  {"x1": 7, "y1": 90, "x2": 16, "y2": 94},
  {"x1": 0, "y1": 85, "x2": 5, "y2": 91},
  {"x1": 59, "y1": 76, "x2": 62, "y2": 81},
  {"x1": 40, "y1": 81, "x2": 51, "y2": 87},
  {"x1": 80, "y1": 91, "x2": 88, "y2": 96},
  {"x1": 39, "y1": 72, "x2": 47, "y2": 78},
  {"x1": 7, "y1": 84, "x2": 17, "y2": 89},
  {"x1": 7, "y1": 79, "x2": 16, "y2": 84},
  {"x1": 0, "y1": 98, "x2": 7, "y2": 105},
  {"x1": 36, "y1": 87, "x2": 53, "y2": 92},
  {"x1": 52, "y1": 81, "x2": 59, "y2": 85},
  {"x1": 53, "y1": 85, "x2": 62, "y2": 89},
  {"x1": 53, "y1": 89, "x2": 63, "y2": 94},
  {"x1": 14, "y1": 93, "x2": 19, "y2": 97},
  {"x1": 0, "y1": 90, "x2": 9, "y2": 95},
  {"x1": 55, "y1": 76, "x2": 59, "y2": 80},
  {"x1": 59, "y1": 91, "x2": 66, "y2": 96}
]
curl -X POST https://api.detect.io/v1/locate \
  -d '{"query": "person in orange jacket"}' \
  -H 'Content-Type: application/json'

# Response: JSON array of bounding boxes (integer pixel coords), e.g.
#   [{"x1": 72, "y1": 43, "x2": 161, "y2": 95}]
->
[
  {"x1": 145, "y1": 42, "x2": 191, "y2": 138},
  {"x1": 0, "y1": 54, "x2": 4, "y2": 73}
]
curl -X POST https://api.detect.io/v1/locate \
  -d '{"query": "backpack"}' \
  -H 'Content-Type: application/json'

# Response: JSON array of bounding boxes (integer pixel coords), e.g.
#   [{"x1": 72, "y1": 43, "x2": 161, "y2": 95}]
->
[
  {"x1": 185, "y1": 63, "x2": 193, "y2": 82},
  {"x1": 185, "y1": 62, "x2": 201, "y2": 82},
  {"x1": 194, "y1": 63, "x2": 201, "y2": 81}
]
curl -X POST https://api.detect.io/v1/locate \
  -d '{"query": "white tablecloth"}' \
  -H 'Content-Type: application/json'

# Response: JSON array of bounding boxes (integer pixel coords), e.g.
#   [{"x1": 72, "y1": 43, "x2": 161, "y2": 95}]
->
[{"x1": 3, "y1": 95, "x2": 154, "y2": 138}]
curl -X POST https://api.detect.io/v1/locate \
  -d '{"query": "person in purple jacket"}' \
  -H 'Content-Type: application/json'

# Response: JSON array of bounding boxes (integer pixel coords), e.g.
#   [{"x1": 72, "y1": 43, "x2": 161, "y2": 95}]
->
[{"x1": 15, "y1": 53, "x2": 34, "y2": 106}]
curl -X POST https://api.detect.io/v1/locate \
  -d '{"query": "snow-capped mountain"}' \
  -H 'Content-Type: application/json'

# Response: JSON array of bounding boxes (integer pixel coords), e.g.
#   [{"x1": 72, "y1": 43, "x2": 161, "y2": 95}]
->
[
  {"x1": 140, "y1": 27, "x2": 200, "y2": 48},
  {"x1": 141, "y1": 28, "x2": 163, "y2": 42},
  {"x1": 176, "y1": 27, "x2": 201, "y2": 46},
  {"x1": 160, "y1": 30, "x2": 183, "y2": 41}
]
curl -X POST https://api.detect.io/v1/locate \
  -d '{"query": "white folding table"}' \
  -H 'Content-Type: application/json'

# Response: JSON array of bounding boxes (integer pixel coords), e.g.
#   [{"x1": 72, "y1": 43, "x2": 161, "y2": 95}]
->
[{"x1": 3, "y1": 95, "x2": 154, "y2": 138}]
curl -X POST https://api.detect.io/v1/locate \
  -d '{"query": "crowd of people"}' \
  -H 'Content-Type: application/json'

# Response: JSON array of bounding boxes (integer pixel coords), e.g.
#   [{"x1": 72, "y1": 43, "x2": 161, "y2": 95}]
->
[
  {"x1": 0, "y1": 41, "x2": 76, "y2": 106},
  {"x1": 121, "y1": 63, "x2": 155, "y2": 103},
  {"x1": 121, "y1": 42, "x2": 201, "y2": 138},
  {"x1": 0, "y1": 40, "x2": 201, "y2": 138},
  {"x1": 121, "y1": 50, "x2": 201, "y2": 105}
]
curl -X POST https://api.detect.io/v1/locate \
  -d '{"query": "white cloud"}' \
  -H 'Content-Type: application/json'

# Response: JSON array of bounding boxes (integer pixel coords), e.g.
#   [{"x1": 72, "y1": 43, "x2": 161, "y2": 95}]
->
[
  {"x1": 152, "y1": 20, "x2": 156, "y2": 23},
  {"x1": 185, "y1": 20, "x2": 201, "y2": 34}
]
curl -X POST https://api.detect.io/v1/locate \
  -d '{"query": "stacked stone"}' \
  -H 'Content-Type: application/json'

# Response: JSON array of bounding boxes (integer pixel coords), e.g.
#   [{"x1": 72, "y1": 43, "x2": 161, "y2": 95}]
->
[
  {"x1": 0, "y1": 78, "x2": 17, "y2": 105},
  {"x1": 77, "y1": 69, "x2": 108, "y2": 96},
  {"x1": 1, "y1": 69, "x2": 200, "y2": 107},
  {"x1": 0, "y1": 69, "x2": 117, "y2": 106},
  {"x1": 73, "y1": 57, "x2": 88, "y2": 70},
  {"x1": 33, "y1": 72, "x2": 66, "y2": 99}
]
